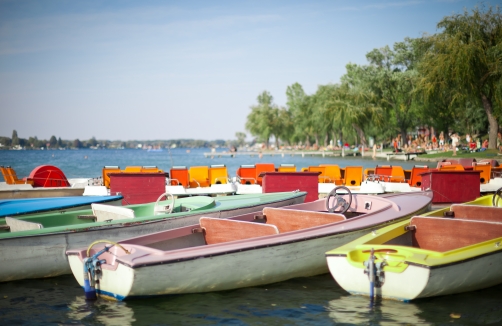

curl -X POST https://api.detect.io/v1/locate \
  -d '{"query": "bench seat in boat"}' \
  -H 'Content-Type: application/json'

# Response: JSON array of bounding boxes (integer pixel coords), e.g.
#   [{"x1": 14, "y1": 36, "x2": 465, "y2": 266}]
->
[
  {"x1": 409, "y1": 216, "x2": 502, "y2": 252},
  {"x1": 5, "y1": 217, "x2": 43, "y2": 232}
]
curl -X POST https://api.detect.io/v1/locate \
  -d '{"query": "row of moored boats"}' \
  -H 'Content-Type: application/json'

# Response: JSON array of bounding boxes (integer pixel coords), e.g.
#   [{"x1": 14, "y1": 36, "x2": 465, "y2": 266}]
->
[{"x1": 1, "y1": 162, "x2": 502, "y2": 302}]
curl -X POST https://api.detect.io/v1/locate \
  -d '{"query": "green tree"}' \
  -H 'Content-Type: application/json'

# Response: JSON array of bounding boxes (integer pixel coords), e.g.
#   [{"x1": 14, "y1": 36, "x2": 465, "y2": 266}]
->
[
  {"x1": 11, "y1": 130, "x2": 19, "y2": 146},
  {"x1": 417, "y1": 5, "x2": 502, "y2": 148},
  {"x1": 235, "y1": 132, "x2": 247, "y2": 147},
  {"x1": 286, "y1": 83, "x2": 314, "y2": 147},
  {"x1": 245, "y1": 91, "x2": 278, "y2": 148},
  {"x1": 73, "y1": 139, "x2": 82, "y2": 148},
  {"x1": 49, "y1": 135, "x2": 57, "y2": 148},
  {"x1": 347, "y1": 39, "x2": 421, "y2": 144},
  {"x1": 88, "y1": 137, "x2": 98, "y2": 147}
]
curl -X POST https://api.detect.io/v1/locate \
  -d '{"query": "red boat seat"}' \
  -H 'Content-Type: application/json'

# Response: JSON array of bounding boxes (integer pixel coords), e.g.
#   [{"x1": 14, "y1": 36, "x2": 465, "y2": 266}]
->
[
  {"x1": 374, "y1": 165, "x2": 393, "y2": 181},
  {"x1": 237, "y1": 165, "x2": 257, "y2": 184},
  {"x1": 170, "y1": 166, "x2": 189, "y2": 187}
]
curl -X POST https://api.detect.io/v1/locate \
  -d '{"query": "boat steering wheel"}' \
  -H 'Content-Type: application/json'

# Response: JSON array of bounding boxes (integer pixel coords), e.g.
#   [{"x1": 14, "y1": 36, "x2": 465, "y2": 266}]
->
[
  {"x1": 326, "y1": 186, "x2": 353, "y2": 213},
  {"x1": 493, "y1": 187, "x2": 502, "y2": 207},
  {"x1": 154, "y1": 191, "x2": 175, "y2": 215}
]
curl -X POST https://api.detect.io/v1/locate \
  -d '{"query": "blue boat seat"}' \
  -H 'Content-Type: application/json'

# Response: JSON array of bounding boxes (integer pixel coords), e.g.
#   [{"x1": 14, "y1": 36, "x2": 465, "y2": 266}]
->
[
  {"x1": 5, "y1": 217, "x2": 43, "y2": 232},
  {"x1": 91, "y1": 204, "x2": 135, "y2": 222}
]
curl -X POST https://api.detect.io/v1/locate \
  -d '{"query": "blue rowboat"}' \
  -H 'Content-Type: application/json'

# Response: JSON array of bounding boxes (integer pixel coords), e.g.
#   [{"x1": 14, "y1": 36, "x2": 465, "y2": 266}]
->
[{"x1": 0, "y1": 195, "x2": 123, "y2": 218}]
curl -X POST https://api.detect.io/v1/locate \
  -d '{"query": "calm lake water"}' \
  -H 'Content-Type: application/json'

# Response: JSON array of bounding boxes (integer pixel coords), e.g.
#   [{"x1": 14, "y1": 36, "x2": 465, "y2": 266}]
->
[{"x1": 1, "y1": 149, "x2": 501, "y2": 325}]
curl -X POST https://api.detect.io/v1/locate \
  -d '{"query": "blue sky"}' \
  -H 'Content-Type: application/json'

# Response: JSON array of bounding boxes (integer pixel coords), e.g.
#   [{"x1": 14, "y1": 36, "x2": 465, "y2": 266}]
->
[{"x1": 0, "y1": 0, "x2": 493, "y2": 142}]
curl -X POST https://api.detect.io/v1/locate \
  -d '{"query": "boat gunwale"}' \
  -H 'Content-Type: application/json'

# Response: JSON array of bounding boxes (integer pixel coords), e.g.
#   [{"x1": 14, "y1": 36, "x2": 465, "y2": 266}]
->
[
  {"x1": 0, "y1": 192, "x2": 308, "y2": 239},
  {"x1": 90, "y1": 192, "x2": 434, "y2": 269},
  {"x1": 326, "y1": 244, "x2": 502, "y2": 270}
]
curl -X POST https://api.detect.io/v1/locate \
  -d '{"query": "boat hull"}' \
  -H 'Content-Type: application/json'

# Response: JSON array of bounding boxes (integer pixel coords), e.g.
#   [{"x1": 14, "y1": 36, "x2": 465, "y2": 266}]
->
[
  {"x1": 67, "y1": 191, "x2": 433, "y2": 300},
  {"x1": 326, "y1": 195, "x2": 502, "y2": 301},
  {"x1": 328, "y1": 248, "x2": 502, "y2": 301},
  {"x1": 69, "y1": 230, "x2": 361, "y2": 300},
  {"x1": 0, "y1": 193, "x2": 306, "y2": 282}
]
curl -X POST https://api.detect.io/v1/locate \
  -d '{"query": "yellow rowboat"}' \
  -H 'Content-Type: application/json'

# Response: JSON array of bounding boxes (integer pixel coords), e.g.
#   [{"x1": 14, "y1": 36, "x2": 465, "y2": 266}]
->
[{"x1": 325, "y1": 189, "x2": 502, "y2": 301}]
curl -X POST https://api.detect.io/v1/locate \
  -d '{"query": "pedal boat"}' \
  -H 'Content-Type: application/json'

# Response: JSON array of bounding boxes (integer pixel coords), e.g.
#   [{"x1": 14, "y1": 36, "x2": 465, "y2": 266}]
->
[
  {"x1": 326, "y1": 189, "x2": 502, "y2": 301},
  {"x1": 0, "y1": 195, "x2": 123, "y2": 218},
  {"x1": 66, "y1": 188, "x2": 432, "y2": 300},
  {"x1": 0, "y1": 191, "x2": 306, "y2": 282}
]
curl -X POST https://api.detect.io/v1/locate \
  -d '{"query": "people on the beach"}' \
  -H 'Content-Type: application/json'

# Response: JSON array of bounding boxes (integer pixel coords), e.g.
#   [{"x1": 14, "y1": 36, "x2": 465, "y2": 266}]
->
[
  {"x1": 439, "y1": 132, "x2": 445, "y2": 150},
  {"x1": 481, "y1": 139, "x2": 489, "y2": 151},
  {"x1": 469, "y1": 139, "x2": 477, "y2": 152},
  {"x1": 451, "y1": 133, "x2": 459, "y2": 156}
]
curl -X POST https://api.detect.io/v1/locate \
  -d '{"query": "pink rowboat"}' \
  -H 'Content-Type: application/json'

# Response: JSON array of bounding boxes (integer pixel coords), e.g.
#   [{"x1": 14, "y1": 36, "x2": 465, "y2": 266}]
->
[{"x1": 67, "y1": 188, "x2": 433, "y2": 300}]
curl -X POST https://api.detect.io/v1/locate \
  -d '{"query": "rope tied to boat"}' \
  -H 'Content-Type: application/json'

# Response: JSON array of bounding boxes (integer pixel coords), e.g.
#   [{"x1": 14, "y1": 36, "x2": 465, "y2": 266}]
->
[{"x1": 83, "y1": 240, "x2": 130, "y2": 300}]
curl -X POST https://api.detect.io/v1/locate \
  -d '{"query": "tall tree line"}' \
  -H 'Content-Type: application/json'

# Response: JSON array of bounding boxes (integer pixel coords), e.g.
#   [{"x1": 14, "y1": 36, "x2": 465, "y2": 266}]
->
[{"x1": 245, "y1": 5, "x2": 502, "y2": 149}]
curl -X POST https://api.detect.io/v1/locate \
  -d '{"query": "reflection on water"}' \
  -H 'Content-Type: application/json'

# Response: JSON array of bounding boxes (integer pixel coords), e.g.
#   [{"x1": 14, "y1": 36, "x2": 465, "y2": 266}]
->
[
  {"x1": 1, "y1": 274, "x2": 502, "y2": 324},
  {"x1": 68, "y1": 296, "x2": 135, "y2": 326},
  {"x1": 327, "y1": 295, "x2": 430, "y2": 325}
]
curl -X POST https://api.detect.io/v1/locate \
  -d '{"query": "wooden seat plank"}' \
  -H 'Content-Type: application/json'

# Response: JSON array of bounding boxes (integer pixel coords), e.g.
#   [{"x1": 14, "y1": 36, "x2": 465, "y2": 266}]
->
[
  {"x1": 262, "y1": 207, "x2": 345, "y2": 233},
  {"x1": 200, "y1": 217, "x2": 279, "y2": 245}
]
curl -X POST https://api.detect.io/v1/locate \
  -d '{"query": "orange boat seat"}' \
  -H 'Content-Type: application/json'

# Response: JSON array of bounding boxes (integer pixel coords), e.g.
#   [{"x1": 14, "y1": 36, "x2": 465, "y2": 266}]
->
[
  {"x1": 102, "y1": 166, "x2": 122, "y2": 188},
  {"x1": 308, "y1": 166, "x2": 327, "y2": 183},
  {"x1": 390, "y1": 166, "x2": 406, "y2": 183},
  {"x1": 209, "y1": 164, "x2": 229, "y2": 185},
  {"x1": 170, "y1": 166, "x2": 189, "y2": 187},
  {"x1": 320, "y1": 164, "x2": 343, "y2": 185},
  {"x1": 277, "y1": 164, "x2": 296, "y2": 172},
  {"x1": 0, "y1": 166, "x2": 34, "y2": 185},
  {"x1": 139, "y1": 166, "x2": 163, "y2": 173},
  {"x1": 189, "y1": 166, "x2": 209, "y2": 188},
  {"x1": 363, "y1": 168, "x2": 374, "y2": 181},
  {"x1": 123, "y1": 166, "x2": 142, "y2": 172},
  {"x1": 472, "y1": 162, "x2": 491, "y2": 184},
  {"x1": 343, "y1": 166, "x2": 363, "y2": 186},
  {"x1": 408, "y1": 165, "x2": 429, "y2": 187},
  {"x1": 438, "y1": 164, "x2": 464, "y2": 171},
  {"x1": 255, "y1": 163, "x2": 276, "y2": 186},
  {"x1": 237, "y1": 165, "x2": 257, "y2": 185}
]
